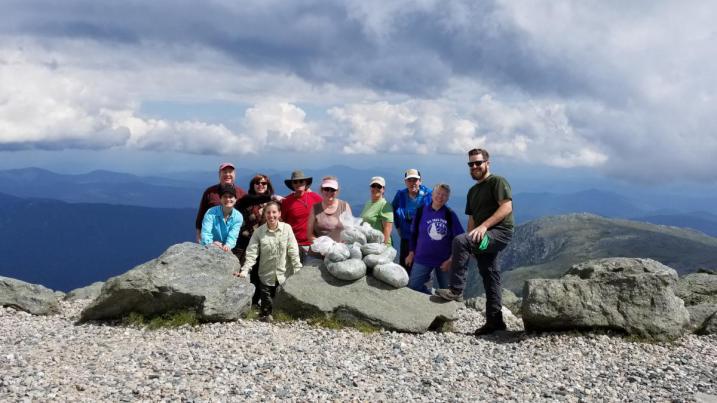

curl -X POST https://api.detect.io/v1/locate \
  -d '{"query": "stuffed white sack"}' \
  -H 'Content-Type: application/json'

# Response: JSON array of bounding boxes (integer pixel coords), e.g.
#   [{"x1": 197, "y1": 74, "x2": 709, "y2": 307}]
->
[
  {"x1": 373, "y1": 263, "x2": 409, "y2": 288},
  {"x1": 326, "y1": 259, "x2": 367, "y2": 281}
]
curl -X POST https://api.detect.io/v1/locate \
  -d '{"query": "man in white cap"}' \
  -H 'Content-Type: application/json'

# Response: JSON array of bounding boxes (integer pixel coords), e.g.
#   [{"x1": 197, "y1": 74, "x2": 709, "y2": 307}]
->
[
  {"x1": 391, "y1": 168, "x2": 432, "y2": 273},
  {"x1": 195, "y1": 162, "x2": 247, "y2": 243}
]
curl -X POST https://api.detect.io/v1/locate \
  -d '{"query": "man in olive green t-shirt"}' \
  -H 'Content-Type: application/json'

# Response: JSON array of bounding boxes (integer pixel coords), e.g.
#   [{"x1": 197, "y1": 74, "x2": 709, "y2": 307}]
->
[{"x1": 437, "y1": 148, "x2": 514, "y2": 336}]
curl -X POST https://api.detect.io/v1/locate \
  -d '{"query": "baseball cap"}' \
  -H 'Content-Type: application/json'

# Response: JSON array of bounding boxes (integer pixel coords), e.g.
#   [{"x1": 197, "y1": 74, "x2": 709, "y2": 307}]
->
[
  {"x1": 369, "y1": 176, "x2": 386, "y2": 187},
  {"x1": 218, "y1": 162, "x2": 235, "y2": 171},
  {"x1": 404, "y1": 169, "x2": 421, "y2": 180}
]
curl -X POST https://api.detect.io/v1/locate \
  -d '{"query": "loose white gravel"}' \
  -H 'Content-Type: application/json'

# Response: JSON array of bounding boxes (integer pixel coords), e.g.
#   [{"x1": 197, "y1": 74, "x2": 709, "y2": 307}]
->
[{"x1": 1, "y1": 300, "x2": 715, "y2": 402}]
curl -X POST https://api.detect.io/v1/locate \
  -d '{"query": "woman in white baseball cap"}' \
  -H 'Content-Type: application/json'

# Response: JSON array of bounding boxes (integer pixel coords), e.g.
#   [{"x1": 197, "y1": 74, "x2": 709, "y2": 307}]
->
[{"x1": 359, "y1": 176, "x2": 394, "y2": 245}]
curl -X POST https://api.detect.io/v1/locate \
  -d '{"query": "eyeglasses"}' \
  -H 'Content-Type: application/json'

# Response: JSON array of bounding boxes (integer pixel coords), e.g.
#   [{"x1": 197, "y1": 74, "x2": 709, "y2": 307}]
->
[
  {"x1": 256, "y1": 181, "x2": 268, "y2": 186},
  {"x1": 321, "y1": 187, "x2": 337, "y2": 192},
  {"x1": 370, "y1": 184, "x2": 383, "y2": 189},
  {"x1": 467, "y1": 160, "x2": 487, "y2": 168}
]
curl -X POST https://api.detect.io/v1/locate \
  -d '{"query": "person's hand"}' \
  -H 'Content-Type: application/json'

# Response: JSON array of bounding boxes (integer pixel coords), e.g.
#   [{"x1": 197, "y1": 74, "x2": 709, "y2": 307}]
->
[
  {"x1": 272, "y1": 194, "x2": 284, "y2": 202},
  {"x1": 469, "y1": 225, "x2": 488, "y2": 243},
  {"x1": 221, "y1": 244, "x2": 230, "y2": 252},
  {"x1": 440, "y1": 259, "x2": 452, "y2": 272},
  {"x1": 233, "y1": 270, "x2": 248, "y2": 278},
  {"x1": 405, "y1": 252, "x2": 414, "y2": 267}
]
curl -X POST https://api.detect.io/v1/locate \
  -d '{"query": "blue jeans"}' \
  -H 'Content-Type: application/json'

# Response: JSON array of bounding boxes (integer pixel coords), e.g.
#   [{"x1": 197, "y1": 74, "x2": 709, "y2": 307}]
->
[{"x1": 408, "y1": 262, "x2": 450, "y2": 294}]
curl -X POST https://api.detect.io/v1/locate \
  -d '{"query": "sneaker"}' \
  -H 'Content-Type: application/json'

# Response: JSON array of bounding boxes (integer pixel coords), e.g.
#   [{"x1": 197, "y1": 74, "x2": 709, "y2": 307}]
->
[
  {"x1": 435, "y1": 288, "x2": 464, "y2": 302},
  {"x1": 474, "y1": 321, "x2": 507, "y2": 336},
  {"x1": 259, "y1": 314, "x2": 274, "y2": 323}
]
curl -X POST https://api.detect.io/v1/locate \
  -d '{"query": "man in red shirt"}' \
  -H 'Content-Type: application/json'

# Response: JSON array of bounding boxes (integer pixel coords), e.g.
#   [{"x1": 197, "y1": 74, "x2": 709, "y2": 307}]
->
[
  {"x1": 281, "y1": 170, "x2": 322, "y2": 263},
  {"x1": 195, "y1": 162, "x2": 247, "y2": 243}
]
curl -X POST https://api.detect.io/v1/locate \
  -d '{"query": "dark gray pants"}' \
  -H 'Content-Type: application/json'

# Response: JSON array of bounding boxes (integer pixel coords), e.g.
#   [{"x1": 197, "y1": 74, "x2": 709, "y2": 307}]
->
[
  {"x1": 450, "y1": 231, "x2": 510, "y2": 321},
  {"x1": 259, "y1": 283, "x2": 278, "y2": 317}
]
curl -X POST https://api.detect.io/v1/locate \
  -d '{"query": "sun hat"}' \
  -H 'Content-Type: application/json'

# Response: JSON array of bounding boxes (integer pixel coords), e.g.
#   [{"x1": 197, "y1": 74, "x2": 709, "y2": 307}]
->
[
  {"x1": 369, "y1": 176, "x2": 386, "y2": 187},
  {"x1": 284, "y1": 170, "x2": 313, "y2": 190}
]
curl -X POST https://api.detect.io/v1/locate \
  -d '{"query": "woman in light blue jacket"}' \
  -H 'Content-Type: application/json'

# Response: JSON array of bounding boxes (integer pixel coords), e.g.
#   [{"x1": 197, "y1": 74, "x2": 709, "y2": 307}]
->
[{"x1": 201, "y1": 184, "x2": 244, "y2": 253}]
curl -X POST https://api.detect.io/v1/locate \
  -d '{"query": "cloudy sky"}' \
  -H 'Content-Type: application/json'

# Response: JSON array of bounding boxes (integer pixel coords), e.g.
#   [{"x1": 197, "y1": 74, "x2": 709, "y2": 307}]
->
[{"x1": 1, "y1": 1, "x2": 715, "y2": 184}]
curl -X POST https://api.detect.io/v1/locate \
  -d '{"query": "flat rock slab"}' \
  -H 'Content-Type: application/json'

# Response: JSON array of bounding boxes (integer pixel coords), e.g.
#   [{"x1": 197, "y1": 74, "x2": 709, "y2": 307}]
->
[
  {"x1": 275, "y1": 263, "x2": 459, "y2": 333},
  {"x1": 80, "y1": 243, "x2": 252, "y2": 322},
  {"x1": 0, "y1": 276, "x2": 60, "y2": 315},
  {"x1": 522, "y1": 257, "x2": 689, "y2": 341}
]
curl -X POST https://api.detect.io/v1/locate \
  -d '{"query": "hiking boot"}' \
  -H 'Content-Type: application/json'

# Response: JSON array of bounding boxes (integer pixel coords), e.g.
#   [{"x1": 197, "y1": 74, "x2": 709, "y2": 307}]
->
[
  {"x1": 435, "y1": 288, "x2": 464, "y2": 303},
  {"x1": 474, "y1": 320, "x2": 507, "y2": 336}
]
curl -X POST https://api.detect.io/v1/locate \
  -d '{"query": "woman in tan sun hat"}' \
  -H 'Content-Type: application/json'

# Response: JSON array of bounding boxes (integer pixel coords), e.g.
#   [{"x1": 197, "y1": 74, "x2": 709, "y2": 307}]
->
[{"x1": 280, "y1": 170, "x2": 322, "y2": 263}]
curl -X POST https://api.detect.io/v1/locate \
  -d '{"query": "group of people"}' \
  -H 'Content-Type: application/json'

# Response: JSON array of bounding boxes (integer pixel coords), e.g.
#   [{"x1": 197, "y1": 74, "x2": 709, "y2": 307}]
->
[{"x1": 194, "y1": 148, "x2": 515, "y2": 336}]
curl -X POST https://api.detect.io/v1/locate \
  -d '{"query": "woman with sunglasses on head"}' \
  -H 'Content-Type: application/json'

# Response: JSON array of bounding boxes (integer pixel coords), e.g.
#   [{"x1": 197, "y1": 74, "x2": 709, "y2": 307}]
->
[
  {"x1": 306, "y1": 176, "x2": 353, "y2": 244},
  {"x1": 359, "y1": 176, "x2": 394, "y2": 245}
]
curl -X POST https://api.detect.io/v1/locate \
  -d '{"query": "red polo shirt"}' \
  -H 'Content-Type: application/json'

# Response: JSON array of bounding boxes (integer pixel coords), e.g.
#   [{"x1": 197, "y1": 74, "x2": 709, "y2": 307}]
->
[{"x1": 281, "y1": 191, "x2": 322, "y2": 246}]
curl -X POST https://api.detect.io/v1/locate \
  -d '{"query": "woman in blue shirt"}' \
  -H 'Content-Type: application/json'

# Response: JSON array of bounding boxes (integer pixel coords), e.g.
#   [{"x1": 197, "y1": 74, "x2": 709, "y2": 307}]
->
[{"x1": 201, "y1": 184, "x2": 244, "y2": 252}]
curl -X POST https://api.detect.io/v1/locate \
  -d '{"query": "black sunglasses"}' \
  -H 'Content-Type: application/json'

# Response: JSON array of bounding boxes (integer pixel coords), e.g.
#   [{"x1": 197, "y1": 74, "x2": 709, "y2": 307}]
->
[
  {"x1": 256, "y1": 181, "x2": 268, "y2": 185},
  {"x1": 467, "y1": 160, "x2": 487, "y2": 168},
  {"x1": 321, "y1": 187, "x2": 337, "y2": 192},
  {"x1": 370, "y1": 184, "x2": 383, "y2": 189}
]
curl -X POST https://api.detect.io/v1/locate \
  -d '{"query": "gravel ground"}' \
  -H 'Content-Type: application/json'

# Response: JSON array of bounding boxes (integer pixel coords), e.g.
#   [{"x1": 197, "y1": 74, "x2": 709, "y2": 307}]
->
[{"x1": 1, "y1": 300, "x2": 715, "y2": 402}]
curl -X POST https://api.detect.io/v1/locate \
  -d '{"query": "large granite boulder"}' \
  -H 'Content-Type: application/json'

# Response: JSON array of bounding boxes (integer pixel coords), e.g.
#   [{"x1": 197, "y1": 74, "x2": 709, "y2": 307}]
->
[
  {"x1": 522, "y1": 258, "x2": 690, "y2": 340},
  {"x1": 0, "y1": 276, "x2": 60, "y2": 315},
  {"x1": 275, "y1": 263, "x2": 460, "y2": 333},
  {"x1": 80, "y1": 243, "x2": 252, "y2": 322},
  {"x1": 65, "y1": 281, "x2": 104, "y2": 301},
  {"x1": 675, "y1": 271, "x2": 717, "y2": 333}
]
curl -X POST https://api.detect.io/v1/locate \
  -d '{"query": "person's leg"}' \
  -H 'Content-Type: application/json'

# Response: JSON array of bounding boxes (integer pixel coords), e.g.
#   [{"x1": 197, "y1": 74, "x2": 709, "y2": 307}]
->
[
  {"x1": 298, "y1": 245, "x2": 309, "y2": 264},
  {"x1": 477, "y1": 253, "x2": 503, "y2": 321},
  {"x1": 448, "y1": 233, "x2": 477, "y2": 293},
  {"x1": 407, "y1": 262, "x2": 433, "y2": 294},
  {"x1": 259, "y1": 283, "x2": 273, "y2": 317},
  {"x1": 249, "y1": 263, "x2": 261, "y2": 306},
  {"x1": 435, "y1": 266, "x2": 451, "y2": 291}
]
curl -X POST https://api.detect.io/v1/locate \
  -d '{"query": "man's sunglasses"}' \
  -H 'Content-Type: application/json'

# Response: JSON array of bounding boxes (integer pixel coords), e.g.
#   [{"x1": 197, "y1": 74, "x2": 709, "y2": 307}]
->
[
  {"x1": 321, "y1": 187, "x2": 337, "y2": 192},
  {"x1": 370, "y1": 184, "x2": 383, "y2": 189},
  {"x1": 467, "y1": 160, "x2": 487, "y2": 168}
]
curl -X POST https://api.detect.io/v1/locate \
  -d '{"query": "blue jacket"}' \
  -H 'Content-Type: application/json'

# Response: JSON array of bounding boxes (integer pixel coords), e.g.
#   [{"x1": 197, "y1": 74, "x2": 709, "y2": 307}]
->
[
  {"x1": 391, "y1": 185, "x2": 432, "y2": 240},
  {"x1": 200, "y1": 206, "x2": 243, "y2": 249}
]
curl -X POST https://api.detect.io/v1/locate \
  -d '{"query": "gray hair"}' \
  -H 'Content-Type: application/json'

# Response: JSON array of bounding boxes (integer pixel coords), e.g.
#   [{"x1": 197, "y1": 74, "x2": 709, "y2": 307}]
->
[{"x1": 432, "y1": 183, "x2": 451, "y2": 194}]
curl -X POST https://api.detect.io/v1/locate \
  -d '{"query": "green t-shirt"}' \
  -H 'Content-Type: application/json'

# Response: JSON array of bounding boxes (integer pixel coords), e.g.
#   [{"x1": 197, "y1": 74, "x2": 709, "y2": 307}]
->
[
  {"x1": 360, "y1": 198, "x2": 394, "y2": 245},
  {"x1": 465, "y1": 174, "x2": 514, "y2": 232}
]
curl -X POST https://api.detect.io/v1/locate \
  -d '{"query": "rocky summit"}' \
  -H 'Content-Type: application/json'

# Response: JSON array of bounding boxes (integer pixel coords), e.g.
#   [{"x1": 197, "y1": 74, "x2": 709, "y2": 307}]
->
[
  {"x1": 79, "y1": 243, "x2": 253, "y2": 323},
  {"x1": 521, "y1": 257, "x2": 690, "y2": 341},
  {"x1": 275, "y1": 262, "x2": 459, "y2": 333}
]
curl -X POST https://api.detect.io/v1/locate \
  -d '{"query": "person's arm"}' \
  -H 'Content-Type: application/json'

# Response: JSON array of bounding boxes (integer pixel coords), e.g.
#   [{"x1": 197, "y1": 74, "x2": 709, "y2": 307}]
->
[
  {"x1": 306, "y1": 207, "x2": 317, "y2": 243},
  {"x1": 200, "y1": 209, "x2": 215, "y2": 246},
  {"x1": 195, "y1": 189, "x2": 210, "y2": 242},
  {"x1": 468, "y1": 200, "x2": 512, "y2": 242},
  {"x1": 224, "y1": 212, "x2": 243, "y2": 249},
  {"x1": 406, "y1": 210, "x2": 420, "y2": 267},
  {"x1": 286, "y1": 226, "x2": 302, "y2": 274},
  {"x1": 382, "y1": 222, "x2": 393, "y2": 246},
  {"x1": 235, "y1": 230, "x2": 260, "y2": 276},
  {"x1": 466, "y1": 216, "x2": 476, "y2": 232}
]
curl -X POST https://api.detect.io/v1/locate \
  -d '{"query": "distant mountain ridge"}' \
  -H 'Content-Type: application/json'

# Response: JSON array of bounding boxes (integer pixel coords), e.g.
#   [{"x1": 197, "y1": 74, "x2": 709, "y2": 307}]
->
[
  {"x1": 0, "y1": 192, "x2": 194, "y2": 291},
  {"x1": 466, "y1": 213, "x2": 717, "y2": 296}
]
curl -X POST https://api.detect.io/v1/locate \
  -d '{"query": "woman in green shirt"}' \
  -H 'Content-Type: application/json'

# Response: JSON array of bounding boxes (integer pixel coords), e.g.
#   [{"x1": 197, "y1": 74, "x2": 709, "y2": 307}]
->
[{"x1": 359, "y1": 176, "x2": 394, "y2": 245}]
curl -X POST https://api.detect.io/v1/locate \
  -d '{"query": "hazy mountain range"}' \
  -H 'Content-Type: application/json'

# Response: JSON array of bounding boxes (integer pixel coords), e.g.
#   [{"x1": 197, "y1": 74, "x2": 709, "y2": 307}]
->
[{"x1": 2, "y1": 167, "x2": 717, "y2": 292}]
